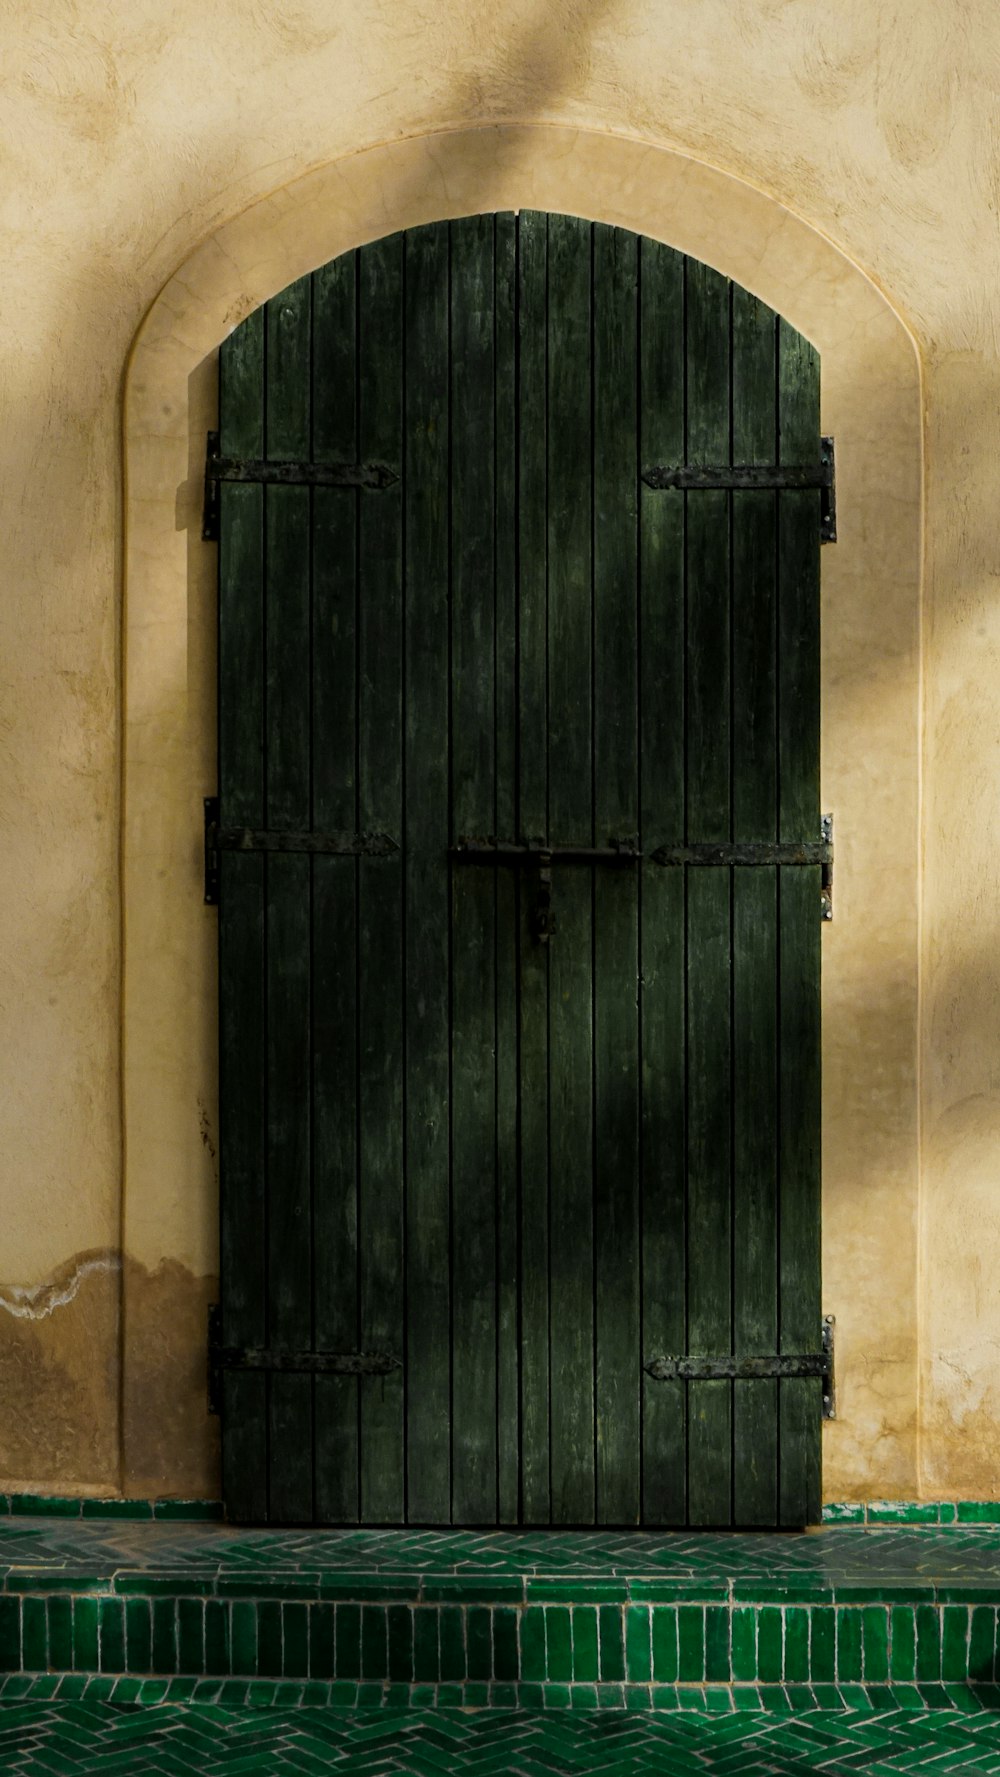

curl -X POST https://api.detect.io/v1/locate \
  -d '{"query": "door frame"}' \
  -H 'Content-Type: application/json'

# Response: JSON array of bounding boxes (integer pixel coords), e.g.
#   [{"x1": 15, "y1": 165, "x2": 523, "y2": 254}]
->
[{"x1": 119, "y1": 123, "x2": 923, "y2": 1507}]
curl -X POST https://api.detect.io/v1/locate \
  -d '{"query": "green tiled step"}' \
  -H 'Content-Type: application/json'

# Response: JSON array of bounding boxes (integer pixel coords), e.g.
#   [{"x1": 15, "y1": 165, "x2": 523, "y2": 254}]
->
[
  {"x1": 7, "y1": 1515, "x2": 1000, "y2": 1707},
  {"x1": 5, "y1": 1594, "x2": 1000, "y2": 1688}
]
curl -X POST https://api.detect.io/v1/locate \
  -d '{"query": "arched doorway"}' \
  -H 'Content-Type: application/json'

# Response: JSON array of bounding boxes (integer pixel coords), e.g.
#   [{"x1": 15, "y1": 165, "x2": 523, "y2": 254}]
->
[{"x1": 210, "y1": 212, "x2": 826, "y2": 1527}]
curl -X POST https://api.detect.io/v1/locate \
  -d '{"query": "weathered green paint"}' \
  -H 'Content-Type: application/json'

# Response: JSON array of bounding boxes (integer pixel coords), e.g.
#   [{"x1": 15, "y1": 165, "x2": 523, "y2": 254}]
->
[{"x1": 216, "y1": 213, "x2": 823, "y2": 1527}]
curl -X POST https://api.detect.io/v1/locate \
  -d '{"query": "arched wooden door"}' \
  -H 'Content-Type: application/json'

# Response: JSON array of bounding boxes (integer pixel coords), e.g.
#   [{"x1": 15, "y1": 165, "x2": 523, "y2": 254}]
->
[{"x1": 211, "y1": 213, "x2": 826, "y2": 1527}]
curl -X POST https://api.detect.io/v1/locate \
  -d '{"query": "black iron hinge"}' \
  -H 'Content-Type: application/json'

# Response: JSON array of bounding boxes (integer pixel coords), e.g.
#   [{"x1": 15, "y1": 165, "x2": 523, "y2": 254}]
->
[
  {"x1": 203, "y1": 797, "x2": 398, "y2": 904},
  {"x1": 643, "y1": 436, "x2": 836, "y2": 543},
  {"x1": 644, "y1": 1316, "x2": 836, "y2": 1419},
  {"x1": 207, "y1": 1304, "x2": 401, "y2": 1416},
  {"x1": 202, "y1": 431, "x2": 399, "y2": 541}
]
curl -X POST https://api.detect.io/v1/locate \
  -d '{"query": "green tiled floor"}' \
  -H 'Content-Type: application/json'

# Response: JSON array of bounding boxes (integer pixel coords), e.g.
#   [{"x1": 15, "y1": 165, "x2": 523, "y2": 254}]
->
[{"x1": 4, "y1": 1701, "x2": 1000, "y2": 1773}]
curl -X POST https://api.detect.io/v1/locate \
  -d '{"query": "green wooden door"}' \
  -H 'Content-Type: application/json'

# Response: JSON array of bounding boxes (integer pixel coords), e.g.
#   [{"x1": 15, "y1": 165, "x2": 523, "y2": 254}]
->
[{"x1": 214, "y1": 213, "x2": 823, "y2": 1527}]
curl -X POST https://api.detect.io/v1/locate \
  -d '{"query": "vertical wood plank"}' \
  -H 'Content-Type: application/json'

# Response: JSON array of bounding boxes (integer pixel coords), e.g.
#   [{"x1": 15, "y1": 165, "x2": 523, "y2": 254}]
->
[
  {"x1": 777, "y1": 321, "x2": 822, "y2": 1525},
  {"x1": 450, "y1": 214, "x2": 498, "y2": 1524},
  {"x1": 684, "y1": 258, "x2": 732, "y2": 1526},
  {"x1": 218, "y1": 306, "x2": 267, "y2": 1523},
  {"x1": 311, "y1": 251, "x2": 360, "y2": 1522},
  {"x1": 731, "y1": 290, "x2": 779, "y2": 1526},
  {"x1": 264, "y1": 276, "x2": 313, "y2": 1524},
  {"x1": 638, "y1": 240, "x2": 687, "y2": 1526},
  {"x1": 494, "y1": 213, "x2": 520, "y2": 1525},
  {"x1": 546, "y1": 212, "x2": 595, "y2": 1524},
  {"x1": 517, "y1": 209, "x2": 550, "y2": 1525},
  {"x1": 357, "y1": 234, "x2": 405, "y2": 1523},
  {"x1": 403, "y1": 221, "x2": 452, "y2": 1524},
  {"x1": 593, "y1": 223, "x2": 640, "y2": 1525}
]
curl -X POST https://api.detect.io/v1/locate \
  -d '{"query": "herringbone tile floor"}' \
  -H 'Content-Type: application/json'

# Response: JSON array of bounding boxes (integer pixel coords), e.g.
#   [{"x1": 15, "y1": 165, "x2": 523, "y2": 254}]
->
[{"x1": 2, "y1": 1703, "x2": 1000, "y2": 1773}]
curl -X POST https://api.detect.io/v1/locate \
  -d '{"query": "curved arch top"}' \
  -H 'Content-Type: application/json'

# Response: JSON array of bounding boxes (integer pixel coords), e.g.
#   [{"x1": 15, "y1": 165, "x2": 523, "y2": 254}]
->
[{"x1": 121, "y1": 126, "x2": 922, "y2": 1506}]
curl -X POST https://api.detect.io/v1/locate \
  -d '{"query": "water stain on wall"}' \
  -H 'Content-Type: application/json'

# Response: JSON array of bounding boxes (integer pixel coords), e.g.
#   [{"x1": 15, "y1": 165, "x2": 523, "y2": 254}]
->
[
  {"x1": 122, "y1": 1254, "x2": 220, "y2": 1500},
  {"x1": 0, "y1": 1249, "x2": 120, "y2": 1490}
]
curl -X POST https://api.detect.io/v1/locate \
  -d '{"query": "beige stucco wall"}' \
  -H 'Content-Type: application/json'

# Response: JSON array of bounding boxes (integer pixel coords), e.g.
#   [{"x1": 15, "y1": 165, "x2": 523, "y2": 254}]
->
[{"x1": 0, "y1": 0, "x2": 994, "y2": 1505}]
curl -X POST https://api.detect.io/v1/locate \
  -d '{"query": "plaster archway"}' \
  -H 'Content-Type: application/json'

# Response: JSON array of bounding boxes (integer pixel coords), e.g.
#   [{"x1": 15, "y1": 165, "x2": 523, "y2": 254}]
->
[{"x1": 122, "y1": 123, "x2": 921, "y2": 1502}]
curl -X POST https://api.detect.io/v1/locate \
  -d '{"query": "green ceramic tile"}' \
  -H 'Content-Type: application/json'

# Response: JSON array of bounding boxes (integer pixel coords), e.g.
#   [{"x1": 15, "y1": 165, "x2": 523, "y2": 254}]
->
[
  {"x1": 491, "y1": 1681, "x2": 519, "y2": 1707},
  {"x1": 957, "y1": 1501, "x2": 1000, "y2": 1522},
  {"x1": 624, "y1": 1685, "x2": 650, "y2": 1710},
  {"x1": 821, "y1": 1502, "x2": 864, "y2": 1522},
  {"x1": 519, "y1": 1607, "x2": 545, "y2": 1682},
  {"x1": 152, "y1": 1500, "x2": 224, "y2": 1520},
  {"x1": 245, "y1": 1679, "x2": 276, "y2": 1706},
  {"x1": 524, "y1": 1579, "x2": 629, "y2": 1603},
  {"x1": 335, "y1": 1603, "x2": 360, "y2": 1680},
  {"x1": 151, "y1": 1598, "x2": 177, "y2": 1674},
  {"x1": 82, "y1": 1499, "x2": 153, "y2": 1519},
  {"x1": 177, "y1": 1597, "x2": 204, "y2": 1674},
  {"x1": 229, "y1": 1599, "x2": 257, "y2": 1677},
  {"x1": 625, "y1": 1607, "x2": 651, "y2": 1683},
  {"x1": 545, "y1": 1607, "x2": 572, "y2": 1682},
  {"x1": 651, "y1": 1607, "x2": 677, "y2": 1683},
  {"x1": 436, "y1": 1607, "x2": 463, "y2": 1683},
  {"x1": 705, "y1": 1606, "x2": 729, "y2": 1682},
  {"x1": 731, "y1": 1584, "x2": 826, "y2": 1605},
  {"x1": 421, "y1": 1579, "x2": 522, "y2": 1604},
  {"x1": 810, "y1": 1682, "x2": 842, "y2": 1707},
  {"x1": 48, "y1": 1597, "x2": 73, "y2": 1672},
  {"x1": 9, "y1": 1494, "x2": 81, "y2": 1517},
  {"x1": 204, "y1": 1599, "x2": 229, "y2": 1677},
  {"x1": 110, "y1": 1676, "x2": 143, "y2": 1702},
  {"x1": 677, "y1": 1606, "x2": 704, "y2": 1683},
  {"x1": 98, "y1": 1597, "x2": 125, "y2": 1673},
  {"x1": 413, "y1": 1608, "x2": 438, "y2": 1683},
  {"x1": 650, "y1": 1684, "x2": 680, "y2": 1709},
  {"x1": 327, "y1": 1680, "x2": 359, "y2": 1704},
  {"x1": 598, "y1": 1606, "x2": 624, "y2": 1682},
  {"x1": 916, "y1": 1603, "x2": 942, "y2": 1681},
  {"x1": 572, "y1": 1607, "x2": 599, "y2": 1683},
  {"x1": 518, "y1": 1681, "x2": 547, "y2": 1708},
  {"x1": 916, "y1": 1681, "x2": 951, "y2": 1707},
  {"x1": 544, "y1": 1682, "x2": 572, "y2": 1707},
  {"x1": 3, "y1": 1573, "x2": 84, "y2": 1594},
  {"x1": 866, "y1": 1500, "x2": 941, "y2": 1524},
  {"x1": 969, "y1": 1605, "x2": 996, "y2": 1683},
  {"x1": 861, "y1": 1606, "x2": 888, "y2": 1682},
  {"x1": 360, "y1": 1604, "x2": 386, "y2": 1681},
  {"x1": 315, "y1": 1578, "x2": 419, "y2": 1603},
  {"x1": 942, "y1": 1605, "x2": 970, "y2": 1681},
  {"x1": 21, "y1": 1598, "x2": 45, "y2": 1672},
  {"x1": 73, "y1": 1596, "x2": 98, "y2": 1671},
  {"x1": 115, "y1": 1573, "x2": 215, "y2": 1596},
  {"x1": 733, "y1": 1684, "x2": 764, "y2": 1710},
  {"x1": 306, "y1": 1602, "x2": 332, "y2": 1680},
  {"x1": 939, "y1": 1503, "x2": 958, "y2": 1522},
  {"x1": 810, "y1": 1608, "x2": 835, "y2": 1682},
  {"x1": 757, "y1": 1607, "x2": 782, "y2": 1684},
  {"x1": 281, "y1": 1601, "x2": 309, "y2": 1679},
  {"x1": 890, "y1": 1606, "x2": 915, "y2": 1681},
  {"x1": 836, "y1": 1608, "x2": 862, "y2": 1682},
  {"x1": 0, "y1": 1596, "x2": 22, "y2": 1672},
  {"x1": 493, "y1": 1607, "x2": 518, "y2": 1683},
  {"x1": 783, "y1": 1607, "x2": 809, "y2": 1683},
  {"x1": 257, "y1": 1599, "x2": 282, "y2": 1679},
  {"x1": 465, "y1": 1608, "x2": 490, "y2": 1683},
  {"x1": 731, "y1": 1607, "x2": 756, "y2": 1681},
  {"x1": 436, "y1": 1682, "x2": 465, "y2": 1706}
]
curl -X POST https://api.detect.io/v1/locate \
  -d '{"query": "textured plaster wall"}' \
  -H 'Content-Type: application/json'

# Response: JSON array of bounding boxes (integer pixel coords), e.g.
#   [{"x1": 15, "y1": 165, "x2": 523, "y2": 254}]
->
[{"x1": 0, "y1": 0, "x2": 992, "y2": 1502}]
